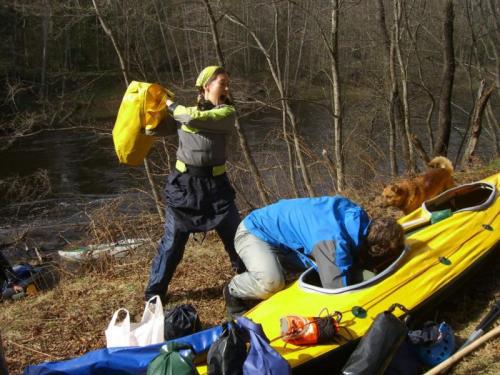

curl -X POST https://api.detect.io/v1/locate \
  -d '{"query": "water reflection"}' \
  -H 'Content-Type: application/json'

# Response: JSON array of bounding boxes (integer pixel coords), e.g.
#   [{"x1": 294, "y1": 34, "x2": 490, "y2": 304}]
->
[{"x1": 0, "y1": 130, "x2": 139, "y2": 195}]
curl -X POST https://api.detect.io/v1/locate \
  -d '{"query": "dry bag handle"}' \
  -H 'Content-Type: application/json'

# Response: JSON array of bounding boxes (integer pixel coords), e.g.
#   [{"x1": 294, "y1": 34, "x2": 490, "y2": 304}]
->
[{"x1": 387, "y1": 303, "x2": 411, "y2": 324}]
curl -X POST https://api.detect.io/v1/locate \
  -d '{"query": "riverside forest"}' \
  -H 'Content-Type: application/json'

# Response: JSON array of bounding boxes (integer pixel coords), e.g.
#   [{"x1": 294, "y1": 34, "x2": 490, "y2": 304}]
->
[{"x1": 0, "y1": 1, "x2": 499, "y2": 374}]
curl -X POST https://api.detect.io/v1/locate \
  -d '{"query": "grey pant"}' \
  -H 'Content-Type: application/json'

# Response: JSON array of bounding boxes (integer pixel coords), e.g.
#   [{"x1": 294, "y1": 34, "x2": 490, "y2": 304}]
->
[{"x1": 228, "y1": 222, "x2": 305, "y2": 300}]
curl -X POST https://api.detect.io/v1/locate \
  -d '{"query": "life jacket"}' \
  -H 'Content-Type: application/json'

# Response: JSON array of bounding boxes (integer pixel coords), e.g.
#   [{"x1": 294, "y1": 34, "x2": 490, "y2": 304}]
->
[{"x1": 112, "y1": 81, "x2": 173, "y2": 166}]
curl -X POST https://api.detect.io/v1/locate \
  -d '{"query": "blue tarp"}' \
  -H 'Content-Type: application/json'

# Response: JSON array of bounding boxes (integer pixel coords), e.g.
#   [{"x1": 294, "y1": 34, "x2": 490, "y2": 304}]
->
[{"x1": 24, "y1": 325, "x2": 223, "y2": 375}]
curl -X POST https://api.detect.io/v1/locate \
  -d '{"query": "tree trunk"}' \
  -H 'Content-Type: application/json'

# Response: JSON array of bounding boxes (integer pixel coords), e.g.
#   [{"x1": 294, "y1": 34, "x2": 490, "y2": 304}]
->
[
  {"x1": 40, "y1": 0, "x2": 51, "y2": 101},
  {"x1": 460, "y1": 80, "x2": 496, "y2": 167},
  {"x1": 376, "y1": 0, "x2": 398, "y2": 176},
  {"x1": 434, "y1": 0, "x2": 455, "y2": 156},
  {"x1": 202, "y1": 0, "x2": 270, "y2": 205},
  {"x1": 486, "y1": 0, "x2": 500, "y2": 98},
  {"x1": 293, "y1": 16, "x2": 308, "y2": 86},
  {"x1": 322, "y1": 149, "x2": 338, "y2": 192},
  {"x1": 393, "y1": 0, "x2": 415, "y2": 173},
  {"x1": 153, "y1": 0, "x2": 174, "y2": 81},
  {"x1": 485, "y1": 104, "x2": 499, "y2": 156},
  {"x1": 225, "y1": 11, "x2": 315, "y2": 197},
  {"x1": 274, "y1": 4, "x2": 299, "y2": 196},
  {"x1": 162, "y1": 5, "x2": 185, "y2": 85},
  {"x1": 409, "y1": 16, "x2": 436, "y2": 155},
  {"x1": 92, "y1": 0, "x2": 128, "y2": 86},
  {"x1": 330, "y1": 0, "x2": 345, "y2": 191},
  {"x1": 92, "y1": 0, "x2": 163, "y2": 220}
]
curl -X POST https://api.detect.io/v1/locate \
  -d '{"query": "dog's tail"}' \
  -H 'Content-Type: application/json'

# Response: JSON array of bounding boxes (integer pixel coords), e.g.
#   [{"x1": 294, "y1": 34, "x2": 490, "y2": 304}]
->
[{"x1": 428, "y1": 156, "x2": 453, "y2": 172}]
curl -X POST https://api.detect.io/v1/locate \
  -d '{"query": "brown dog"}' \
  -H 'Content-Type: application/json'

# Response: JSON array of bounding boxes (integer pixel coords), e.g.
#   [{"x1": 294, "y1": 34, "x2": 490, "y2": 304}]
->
[{"x1": 382, "y1": 156, "x2": 454, "y2": 214}]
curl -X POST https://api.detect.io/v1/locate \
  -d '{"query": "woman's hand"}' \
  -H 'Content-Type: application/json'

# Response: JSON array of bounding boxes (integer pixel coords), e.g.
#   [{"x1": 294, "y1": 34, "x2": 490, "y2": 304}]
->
[{"x1": 166, "y1": 98, "x2": 174, "y2": 107}]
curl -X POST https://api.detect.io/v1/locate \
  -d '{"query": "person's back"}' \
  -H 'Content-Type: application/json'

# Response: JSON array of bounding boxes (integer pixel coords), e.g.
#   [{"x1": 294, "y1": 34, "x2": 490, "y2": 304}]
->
[
  {"x1": 224, "y1": 197, "x2": 405, "y2": 316},
  {"x1": 243, "y1": 196, "x2": 370, "y2": 263}
]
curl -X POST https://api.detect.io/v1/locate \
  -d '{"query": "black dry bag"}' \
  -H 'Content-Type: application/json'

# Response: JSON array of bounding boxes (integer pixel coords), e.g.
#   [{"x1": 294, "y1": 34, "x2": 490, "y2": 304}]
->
[
  {"x1": 207, "y1": 322, "x2": 247, "y2": 375},
  {"x1": 164, "y1": 304, "x2": 202, "y2": 340},
  {"x1": 341, "y1": 304, "x2": 409, "y2": 375}
]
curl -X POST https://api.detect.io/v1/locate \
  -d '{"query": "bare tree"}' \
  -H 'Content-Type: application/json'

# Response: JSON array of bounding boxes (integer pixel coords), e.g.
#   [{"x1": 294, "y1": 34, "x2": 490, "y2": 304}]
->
[
  {"x1": 376, "y1": 0, "x2": 398, "y2": 176},
  {"x1": 329, "y1": 0, "x2": 345, "y2": 190},
  {"x1": 201, "y1": 0, "x2": 270, "y2": 204},
  {"x1": 486, "y1": 0, "x2": 500, "y2": 97},
  {"x1": 40, "y1": 0, "x2": 51, "y2": 101},
  {"x1": 153, "y1": 0, "x2": 175, "y2": 81},
  {"x1": 274, "y1": 2, "x2": 299, "y2": 196},
  {"x1": 92, "y1": 0, "x2": 163, "y2": 219},
  {"x1": 393, "y1": 0, "x2": 416, "y2": 172},
  {"x1": 406, "y1": 6, "x2": 436, "y2": 155},
  {"x1": 485, "y1": 104, "x2": 499, "y2": 156},
  {"x1": 434, "y1": 0, "x2": 455, "y2": 157},
  {"x1": 459, "y1": 80, "x2": 496, "y2": 167},
  {"x1": 225, "y1": 8, "x2": 316, "y2": 197},
  {"x1": 289, "y1": 0, "x2": 345, "y2": 190}
]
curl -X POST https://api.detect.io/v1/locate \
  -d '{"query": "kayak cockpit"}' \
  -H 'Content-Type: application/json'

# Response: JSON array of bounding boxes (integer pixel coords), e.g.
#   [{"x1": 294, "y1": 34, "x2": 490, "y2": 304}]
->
[
  {"x1": 423, "y1": 181, "x2": 496, "y2": 214},
  {"x1": 298, "y1": 245, "x2": 410, "y2": 295},
  {"x1": 403, "y1": 181, "x2": 497, "y2": 231}
]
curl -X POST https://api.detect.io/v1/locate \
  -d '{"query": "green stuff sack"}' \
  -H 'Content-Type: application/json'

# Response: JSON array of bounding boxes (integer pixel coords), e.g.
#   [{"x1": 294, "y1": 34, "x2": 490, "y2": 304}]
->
[
  {"x1": 147, "y1": 342, "x2": 198, "y2": 375},
  {"x1": 112, "y1": 81, "x2": 173, "y2": 166}
]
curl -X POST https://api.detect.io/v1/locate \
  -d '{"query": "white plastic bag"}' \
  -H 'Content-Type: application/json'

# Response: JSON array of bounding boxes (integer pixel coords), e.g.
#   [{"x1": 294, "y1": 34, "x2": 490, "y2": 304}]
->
[
  {"x1": 105, "y1": 296, "x2": 165, "y2": 348},
  {"x1": 134, "y1": 296, "x2": 165, "y2": 346},
  {"x1": 105, "y1": 308, "x2": 134, "y2": 347}
]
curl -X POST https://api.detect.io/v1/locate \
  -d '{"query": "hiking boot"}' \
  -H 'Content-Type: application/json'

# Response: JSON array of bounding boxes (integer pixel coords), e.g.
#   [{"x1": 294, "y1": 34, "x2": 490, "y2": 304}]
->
[{"x1": 223, "y1": 285, "x2": 248, "y2": 318}]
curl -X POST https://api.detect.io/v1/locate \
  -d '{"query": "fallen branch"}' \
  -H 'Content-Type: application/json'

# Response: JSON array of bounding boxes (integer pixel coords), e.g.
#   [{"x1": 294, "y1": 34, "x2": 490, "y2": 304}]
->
[{"x1": 6, "y1": 339, "x2": 62, "y2": 360}]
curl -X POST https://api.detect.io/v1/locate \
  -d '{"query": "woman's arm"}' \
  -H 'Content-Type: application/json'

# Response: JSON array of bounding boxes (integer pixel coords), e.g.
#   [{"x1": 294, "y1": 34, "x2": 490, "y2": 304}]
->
[{"x1": 167, "y1": 100, "x2": 235, "y2": 134}]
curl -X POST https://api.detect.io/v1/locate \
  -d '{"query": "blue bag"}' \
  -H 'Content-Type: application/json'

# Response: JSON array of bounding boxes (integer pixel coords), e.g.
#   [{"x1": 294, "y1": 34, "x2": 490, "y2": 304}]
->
[
  {"x1": 236, "y1": 317, "x2": 291, "y2": 375},
  {"x1": 24, "y1": 325, "x2": 223, "y2": 375}
]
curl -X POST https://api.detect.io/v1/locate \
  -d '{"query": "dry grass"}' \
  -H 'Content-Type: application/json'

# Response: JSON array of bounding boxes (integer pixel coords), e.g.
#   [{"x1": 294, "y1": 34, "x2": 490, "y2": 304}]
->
[
  {"x1": 0, "y1": 165, "x2": 499, "y2": 374},
  {"x1": 0, "y1": 170, "x2": 52, "y2": 205},
  {"x1": 0, "y1": 234, "x2": 233, "y2": 374}
]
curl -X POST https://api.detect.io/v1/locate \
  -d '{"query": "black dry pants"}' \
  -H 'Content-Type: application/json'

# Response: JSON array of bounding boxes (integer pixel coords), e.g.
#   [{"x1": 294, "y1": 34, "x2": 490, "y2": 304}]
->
[{"x1": 145, "y1": 171, "x2": 244, "y2": 303}]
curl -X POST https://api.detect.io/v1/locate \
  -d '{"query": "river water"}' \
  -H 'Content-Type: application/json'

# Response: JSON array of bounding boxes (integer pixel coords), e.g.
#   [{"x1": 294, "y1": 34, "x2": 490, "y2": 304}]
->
[{"x1": 0, "y1": 104, "x2": 496, "y2": 260}]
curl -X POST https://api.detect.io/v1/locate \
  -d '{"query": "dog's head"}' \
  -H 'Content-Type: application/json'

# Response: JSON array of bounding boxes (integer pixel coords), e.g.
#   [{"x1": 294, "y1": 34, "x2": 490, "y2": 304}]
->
[{"x1": 382, "y1": 183, "x2": 408, "y2": 209}]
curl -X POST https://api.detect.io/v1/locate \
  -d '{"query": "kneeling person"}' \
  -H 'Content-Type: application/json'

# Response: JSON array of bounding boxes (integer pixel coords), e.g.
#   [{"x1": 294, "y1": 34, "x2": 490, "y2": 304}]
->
[{"x1": 224, "y1": 196, "x2": 405, "y2": 316}]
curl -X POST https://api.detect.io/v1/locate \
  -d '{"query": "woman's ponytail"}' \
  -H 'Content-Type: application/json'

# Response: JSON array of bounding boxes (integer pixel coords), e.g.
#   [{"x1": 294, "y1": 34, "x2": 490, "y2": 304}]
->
[{"x1": 197, "y1": 91, "x2": 215, "y2": 110}]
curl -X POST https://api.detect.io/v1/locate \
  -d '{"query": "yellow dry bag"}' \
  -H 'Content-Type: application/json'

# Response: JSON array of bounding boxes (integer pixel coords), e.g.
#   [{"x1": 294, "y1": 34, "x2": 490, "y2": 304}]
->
[{"x1": 112, "y1": 81, "x2": 173, "y2": 166}]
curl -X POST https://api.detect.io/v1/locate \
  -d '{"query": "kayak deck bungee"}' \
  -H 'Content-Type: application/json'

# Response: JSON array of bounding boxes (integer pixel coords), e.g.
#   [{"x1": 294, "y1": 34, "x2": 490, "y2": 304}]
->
[{"x1": 195, "y1": 173, "x2": 499, "y2": 373}]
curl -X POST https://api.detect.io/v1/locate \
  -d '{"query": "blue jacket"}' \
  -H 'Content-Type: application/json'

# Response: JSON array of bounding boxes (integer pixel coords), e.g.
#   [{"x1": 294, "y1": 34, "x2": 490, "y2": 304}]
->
[{"x1": 243, "y1": 196, "x2": 371, "y2": 287}]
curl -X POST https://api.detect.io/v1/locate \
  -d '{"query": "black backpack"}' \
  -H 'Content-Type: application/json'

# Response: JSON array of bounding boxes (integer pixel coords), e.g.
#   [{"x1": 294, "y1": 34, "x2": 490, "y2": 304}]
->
[{"x1": 164, "y1": 304, "x2": 202, "y2": 340}]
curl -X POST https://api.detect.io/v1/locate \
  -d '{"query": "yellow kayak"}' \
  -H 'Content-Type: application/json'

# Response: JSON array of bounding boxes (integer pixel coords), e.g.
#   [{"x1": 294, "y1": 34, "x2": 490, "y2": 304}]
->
[{"x1": 197, "y1": 173, "x2": 499, "y2": 373}]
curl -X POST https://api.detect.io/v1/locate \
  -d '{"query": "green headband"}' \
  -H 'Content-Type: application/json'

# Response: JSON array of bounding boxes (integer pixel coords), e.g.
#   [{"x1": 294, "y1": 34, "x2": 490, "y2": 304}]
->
[{"x1": 195, "y1": 66, "x2": 222, "y2": 88}]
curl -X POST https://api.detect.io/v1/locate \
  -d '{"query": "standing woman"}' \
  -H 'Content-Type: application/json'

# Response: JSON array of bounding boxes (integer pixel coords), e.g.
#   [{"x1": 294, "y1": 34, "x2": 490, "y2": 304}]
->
[{"x1": 145, "y1": 66, "x2": 245, "y2": 303}]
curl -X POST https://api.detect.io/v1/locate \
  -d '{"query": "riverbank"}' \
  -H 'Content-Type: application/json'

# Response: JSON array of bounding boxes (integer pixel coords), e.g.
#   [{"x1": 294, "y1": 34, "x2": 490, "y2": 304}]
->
[{"x1": 1, "y1": 165, "x2": 499, "y2": 374}]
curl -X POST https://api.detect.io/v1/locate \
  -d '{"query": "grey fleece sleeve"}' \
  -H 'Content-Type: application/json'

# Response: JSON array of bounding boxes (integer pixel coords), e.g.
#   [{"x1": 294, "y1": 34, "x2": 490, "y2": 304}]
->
[
  {"x1": 172, "y1": 104, "x2": 236, "y2": 134},
  {"x1": 311, "y1": 240, "x2": 344, "y2": 289}
]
